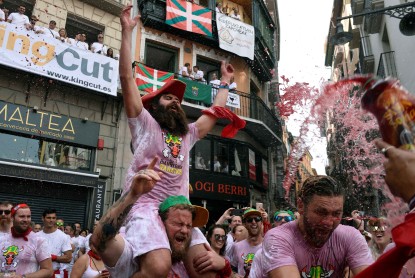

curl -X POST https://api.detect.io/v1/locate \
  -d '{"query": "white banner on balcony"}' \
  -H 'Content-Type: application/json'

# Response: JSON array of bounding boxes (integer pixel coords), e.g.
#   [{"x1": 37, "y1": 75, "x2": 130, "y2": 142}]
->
[
  {"x1": 216, "y1": 14, "x2": 254, "y2": 60},
  {"x1": 0, "y1": 23, "x2": 118, "y2": 96},
  {"x1": 226, "y1": 92, "x2": 240, "y2": 109}
]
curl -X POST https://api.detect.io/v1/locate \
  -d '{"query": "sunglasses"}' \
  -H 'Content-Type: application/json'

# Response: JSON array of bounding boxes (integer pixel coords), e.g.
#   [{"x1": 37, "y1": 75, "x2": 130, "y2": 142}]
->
[
  {"x1": 98, "y1": 36, "x2": 104, "y2": 39},
  {"x1": 56, "y1": 222, "x2": 64, "y2": 227},
  {"x1": 370, "y1": 225, "x2": 387, "y2": 232},
  {"x1": 0, "y1": 210, "x2": 11, "y2": 215},
  {"x1": 275, "y1": 215, "x2": 293, "y2": 222},
  {"x1": 214, "y1": 234, "x2": 226, "y2": 241},
  {"x1": 245, "y1": 216, "x2": 262, "y2": 223}
]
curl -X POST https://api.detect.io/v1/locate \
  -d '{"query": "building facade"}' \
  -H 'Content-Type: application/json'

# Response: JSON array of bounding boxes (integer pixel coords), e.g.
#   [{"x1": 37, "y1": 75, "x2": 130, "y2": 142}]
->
[
  {"x1": 0, "y1": 0, "x2": 284, "y2": 228},
  {"x1": 0, "y1": 0, "x2": 125, "y2": 228}
]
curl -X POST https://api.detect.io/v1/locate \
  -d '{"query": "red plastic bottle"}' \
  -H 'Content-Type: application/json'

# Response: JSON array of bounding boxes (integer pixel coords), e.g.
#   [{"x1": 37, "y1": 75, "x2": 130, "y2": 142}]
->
[{"x1": 361, "y1": 78, "x2": 415, "y2": 150}]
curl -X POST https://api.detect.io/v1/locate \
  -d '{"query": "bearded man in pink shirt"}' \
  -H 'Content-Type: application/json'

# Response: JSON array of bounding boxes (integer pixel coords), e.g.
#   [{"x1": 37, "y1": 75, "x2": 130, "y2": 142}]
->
[
  {"x1": 0, "y1": 204, "x2": 53, "y2": 277},
  {"x1": 93, "y1": 4, "x2": 245, "y2": 278},
  {"x1": 263, "y1": 176, "x2": 373, "y2": 278}
]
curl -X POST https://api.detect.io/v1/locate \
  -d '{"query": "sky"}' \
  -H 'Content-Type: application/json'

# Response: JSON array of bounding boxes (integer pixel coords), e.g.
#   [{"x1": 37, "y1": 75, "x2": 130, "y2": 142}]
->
[{"x1": 277, "y1": 0, "x2": 333, "y2": 174}]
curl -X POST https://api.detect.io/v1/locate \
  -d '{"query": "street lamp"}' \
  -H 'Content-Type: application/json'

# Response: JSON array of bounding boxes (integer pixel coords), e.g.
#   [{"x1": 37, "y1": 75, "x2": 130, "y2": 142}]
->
[{"x1": 332, "y1": 1, "x2": 415, "y2": 45}]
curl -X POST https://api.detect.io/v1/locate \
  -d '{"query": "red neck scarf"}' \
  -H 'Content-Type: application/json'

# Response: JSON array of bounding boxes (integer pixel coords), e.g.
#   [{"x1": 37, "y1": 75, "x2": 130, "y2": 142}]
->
[
  {"x1": 202, "y1": 106, "x2": 246, "y2": 138},
  {"x1": 88, "y1": 250, "x2": 101, "y2": 260},
  {"x1": 11, "y1": 227, "x2": 32, "y2": 241}
]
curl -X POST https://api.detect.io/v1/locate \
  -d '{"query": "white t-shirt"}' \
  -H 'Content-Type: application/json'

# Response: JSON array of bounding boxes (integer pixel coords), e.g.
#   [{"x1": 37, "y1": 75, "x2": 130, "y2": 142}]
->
[
  {"x1": 91, "y1": 42, "x2": 108, "y2": 54},
  {"x1": 41, "y1": 27, "x2": 59, "y2": 38},
  {"x1": 0, "y1": 232, "x2": 50, "y2": 275},
  {"x1": 38, "y1": 229, "x2": 72, "y2": 270},
  {"x1": 181, "y1": 66, "x2": 189, "y2": 77},
  {"x1": 0, "y1": 9, "x2": 5, "y2": 21},
  {"x1": 8, "y1": 12, "x2": 29, "y2": 26},
  {"x1": 73, "y1": 41, "x2": 89, "y2": 51},
  {"x1": 83, "y1": 234, "x2": 92, "y2": 253},
  {"x1": 230, "y1": 13, "x2": 241, "y2": 20},
  {"x1": 194, "y1": 70, "x2": 204, "y2": 82}
]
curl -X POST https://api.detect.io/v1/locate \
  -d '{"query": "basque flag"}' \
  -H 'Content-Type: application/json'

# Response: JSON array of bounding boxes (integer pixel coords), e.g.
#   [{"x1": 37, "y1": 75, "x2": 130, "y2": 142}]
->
[
  {"x1": 166, "y1": 0, "x2": 212, "y2": 37},
  {"x1": 135, "y1": 63, "x2": 174, "y2": 93}
]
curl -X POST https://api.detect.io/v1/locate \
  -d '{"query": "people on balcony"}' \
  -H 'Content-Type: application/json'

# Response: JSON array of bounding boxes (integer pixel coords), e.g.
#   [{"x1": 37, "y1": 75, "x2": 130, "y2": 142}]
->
[
  {"x1": 180, "y1": 63, "x2": 193, "y2": 79},
  {"x1": 0, "y1": 0, "x2": 6, "y2": 22},
  {"x1": 91, "y1": 33, "x2": 108, "y2": 55},
  {"x1": 193, "y1": 65, "x2": 206, "y2": 84},
  {"x1": 215, "y1": 2, "x2": 223, "y2": 14},
  {"x1": 58, "y1": 28, "x2": 69, "y2": 44},
  {"x1": 7, "y1": 4, "x2": 30, "y2": 30},
  {"x1": 209, "y1": 73, "x2": 221, "y2": 102},
  {"x1": 74, "y1": 33, "x2": 89, "y2": 51},
  {"x1": 229, "y1": 7, "x2": 241, "y2": 21}
]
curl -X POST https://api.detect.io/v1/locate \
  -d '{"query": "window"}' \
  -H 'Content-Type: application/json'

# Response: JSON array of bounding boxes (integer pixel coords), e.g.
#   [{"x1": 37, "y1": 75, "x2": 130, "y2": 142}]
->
[
  {"x1": 213, "y1": 141, "x2": 229, "y2": 173},
  {"x1": 66, "y1": 14, "x2": 105, "y2": 48},
  {"x1": 0, "y1": 133, "x2": 94, "y2": 171},
  {"x1": 145, "y1": 41, "x2": 178, "y2": 73},
  {"x1": 196, "y1": 56, "x2": 221, "y2": 84},
  {"x1": 257, "y1": 8, "x2": 274, "y2": 54},
  {"x1": 232, "y1": 145, "x2": 247, "y2": 177},
  {"x1": 193, "y1": 139, "x2": 211, "y2": 171}
]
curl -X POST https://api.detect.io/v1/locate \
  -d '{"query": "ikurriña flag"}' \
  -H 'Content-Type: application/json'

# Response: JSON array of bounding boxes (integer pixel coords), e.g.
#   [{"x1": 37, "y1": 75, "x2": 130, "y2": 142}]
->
[
  {"x1": 135, "y1": 63, "x2": 174, "y2": 93},
  {"x1": 166, "y1": 0, "x2": 212, "y2": 37}
]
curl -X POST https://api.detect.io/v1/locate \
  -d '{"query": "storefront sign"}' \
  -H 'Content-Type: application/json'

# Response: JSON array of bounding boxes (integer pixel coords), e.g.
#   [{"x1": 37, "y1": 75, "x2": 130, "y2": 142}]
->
[
  {"x1": 0, "y1": 23, "x2": 118, "y2": 96},
  {"x1": 0, "y1": 162, "x2": 100, "y2": 187},
  {"x1": 189, "y1": 172, "x2": 249, "y2": 202},
  {"x1": 92, "y1": 181, "x2": 106, "y2": 220},
  {"x1": 0, "y1": 101, "x2": 99, "y2": 147}
]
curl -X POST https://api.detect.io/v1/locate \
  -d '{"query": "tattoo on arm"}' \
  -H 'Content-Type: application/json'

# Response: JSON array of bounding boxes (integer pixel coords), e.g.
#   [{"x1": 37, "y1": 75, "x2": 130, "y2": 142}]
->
[{"x1": 96, "y1": 191, "x2": 134, "y2": 252}]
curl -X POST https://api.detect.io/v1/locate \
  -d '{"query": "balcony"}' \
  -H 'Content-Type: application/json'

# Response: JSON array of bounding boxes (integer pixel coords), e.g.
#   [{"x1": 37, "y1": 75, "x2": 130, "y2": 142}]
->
[
  {"x1": 377, "y1": 51, "x2": 398, "y2": 78},
  {"x1": 180, "y1": 82, "x2": 282, "y2": 147},
  {"x1": 136, "y1": 0, "x2": 276, "y2": 81},
  {"x1": 352, "y1": 0, "x2": 365, "y2": 24},
  {"x1": 358, "y1": 36, "x2": 374, "y2": 74},
  {"x1": 364, "y1": 0, "x2": 384, "y2": 34}
]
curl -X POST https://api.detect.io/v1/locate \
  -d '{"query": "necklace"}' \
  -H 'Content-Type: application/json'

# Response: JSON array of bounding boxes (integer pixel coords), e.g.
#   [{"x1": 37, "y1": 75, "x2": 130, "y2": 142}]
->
[{"x1": 91, "y1": 256, "x2": 104, "y2": 273}]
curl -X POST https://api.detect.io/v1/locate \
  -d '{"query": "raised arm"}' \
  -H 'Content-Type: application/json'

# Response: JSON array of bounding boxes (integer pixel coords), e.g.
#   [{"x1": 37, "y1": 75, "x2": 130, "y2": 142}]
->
[
  {"x1": 195, "y1": 60, "x2": 234, "y2": 138},
  {"x1": 119, "y1": 5, "x2": 143, "y2": 118},
  {"x1": 91, "y1": 157, "x2": 161, "y2": 267}
]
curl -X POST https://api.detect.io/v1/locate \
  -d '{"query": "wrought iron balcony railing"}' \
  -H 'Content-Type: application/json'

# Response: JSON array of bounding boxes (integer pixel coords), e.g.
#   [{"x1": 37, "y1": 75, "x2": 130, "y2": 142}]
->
[{"x1": 377, "y1": 51, "x2": 398, "y2": 78}]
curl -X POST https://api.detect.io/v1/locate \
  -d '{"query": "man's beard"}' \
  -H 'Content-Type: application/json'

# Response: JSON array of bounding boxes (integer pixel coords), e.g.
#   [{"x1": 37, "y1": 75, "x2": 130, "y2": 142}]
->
[
  {"x1": 303, "y1": 212, "x2": 333, "y2": 248},
  {"x1": 150, "y1": 103, "x2": 189, "y2": 136},
  {"x1": 169, "y1": 236, "x2": 191, "y2": 264}
]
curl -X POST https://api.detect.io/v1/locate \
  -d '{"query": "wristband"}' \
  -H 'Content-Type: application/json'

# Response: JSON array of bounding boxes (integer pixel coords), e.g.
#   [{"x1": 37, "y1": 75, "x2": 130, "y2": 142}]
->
[
  {"x1": 220, "y1": 81, "x2": 229, "y2": 87},
  {"x1": 51, "y1": 254, "x2": 58, "y2": 261},
  {"x1": 218, "y1": 85, "x2": 229, "y2": 89}
]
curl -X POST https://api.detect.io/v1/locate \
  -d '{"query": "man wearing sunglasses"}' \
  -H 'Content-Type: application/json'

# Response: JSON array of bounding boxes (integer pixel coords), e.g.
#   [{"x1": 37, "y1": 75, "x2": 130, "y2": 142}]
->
[
  {"x1": 272, "y1": 210, "x2": 295, "y2": 228},
  {"x1": 0, "y1": 201, "x2": 13, "y2": 238},
  {"x1": 228, "y1": 208, "x2": 264, "y2": 277}
]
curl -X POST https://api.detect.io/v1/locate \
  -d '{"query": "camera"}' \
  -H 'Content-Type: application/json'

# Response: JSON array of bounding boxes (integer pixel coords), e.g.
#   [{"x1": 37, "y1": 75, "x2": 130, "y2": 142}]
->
[{"x1": 231, "y1": 209, "x2": 244, "y2": 216}]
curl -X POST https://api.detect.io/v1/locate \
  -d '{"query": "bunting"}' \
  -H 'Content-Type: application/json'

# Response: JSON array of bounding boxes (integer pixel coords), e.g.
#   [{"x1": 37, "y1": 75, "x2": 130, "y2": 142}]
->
[
  {"x1": 135, "y1": 63, "x2": 174, "y2": 93},
  {"x1": 166, "y1": 0, "x2": 212, "y2": 37}
]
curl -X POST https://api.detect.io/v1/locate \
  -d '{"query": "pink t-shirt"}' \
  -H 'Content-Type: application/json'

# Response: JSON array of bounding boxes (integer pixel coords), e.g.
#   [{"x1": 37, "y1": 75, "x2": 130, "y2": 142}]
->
[
  {"x1": 38, "y1": 229, "x2": 72, "y2": 270},
  {"x1": 229, "y1": 239, "x2": 262, "y2": 276},
  {"x1": 263, "y1": 221, "x2": 373, "y2": 277},
  {"x1": 0, "y1": 232, "x2": 51, "y2": 275},
  {"x1": 125, "y1": 109, "x2": 199, "y2": 213}
]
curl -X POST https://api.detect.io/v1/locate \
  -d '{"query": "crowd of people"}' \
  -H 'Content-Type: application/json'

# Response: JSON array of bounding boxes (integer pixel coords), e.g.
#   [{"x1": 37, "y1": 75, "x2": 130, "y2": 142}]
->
[
  {"x1": 0, "y1": 3, "x2": 118, "y2": 59},
  {"x1": 1, "y1": 3, "x2": 414, "y2": 278}
]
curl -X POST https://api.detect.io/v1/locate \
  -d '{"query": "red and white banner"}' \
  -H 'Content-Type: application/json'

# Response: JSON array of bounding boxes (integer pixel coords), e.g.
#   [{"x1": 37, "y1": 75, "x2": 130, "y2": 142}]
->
[
  {"x1": 0, "y1": 23, "x2": 118, "y2": 96},
  {"x1": 249, "y1": 149, "x2": 256, "y2": 180}
]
